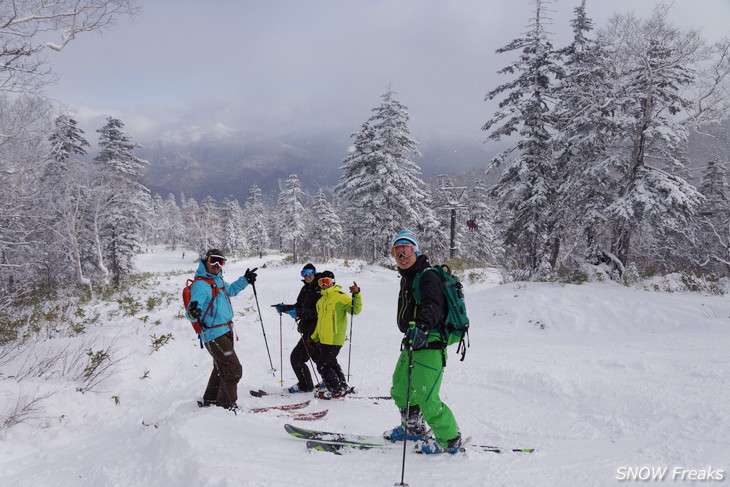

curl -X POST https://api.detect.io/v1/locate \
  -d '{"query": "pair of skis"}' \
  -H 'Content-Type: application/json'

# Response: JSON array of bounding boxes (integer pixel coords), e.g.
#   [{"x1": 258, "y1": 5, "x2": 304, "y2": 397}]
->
[
  {"x1": 250, "y1": 389, "x2": 392, "y2": 401},
  {"x1": 143, "y1": 399, "x2": 329, "y2": 428},
  {"x1": 197, "y1": 399, "x2": 328, "y2": 421},
  {"x1": 283, "y1": 423, "x2": 537, "y2": 455}
]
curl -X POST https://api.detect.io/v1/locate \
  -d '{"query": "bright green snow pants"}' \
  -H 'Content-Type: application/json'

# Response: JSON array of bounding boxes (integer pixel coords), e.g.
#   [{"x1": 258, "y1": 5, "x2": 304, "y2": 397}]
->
[{"x1": 390, "y1": 347, "x2": 459, "y2": 444}]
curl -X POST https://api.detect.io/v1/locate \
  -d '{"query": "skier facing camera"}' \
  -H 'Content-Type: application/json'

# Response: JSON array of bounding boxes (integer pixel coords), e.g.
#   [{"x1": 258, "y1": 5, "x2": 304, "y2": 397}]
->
[
  {"x1": 310, "y1": 270, "x2": 362, "y2": 399},
  {"x1": 185, "y1": 249, "x2": 257, "y2": 411},
  {"x1": 274, "y1": 263, "x2": 322, "y2": 393},
  {"x1": 384, "y1": 230, "x2": 463, "y2": 454}
]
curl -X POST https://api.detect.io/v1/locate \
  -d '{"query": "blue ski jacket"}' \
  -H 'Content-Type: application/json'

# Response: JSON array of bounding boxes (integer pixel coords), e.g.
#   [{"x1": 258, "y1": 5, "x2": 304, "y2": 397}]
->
[{"x1": 186, "y1": 259, "x2": 250, "y2": 343}]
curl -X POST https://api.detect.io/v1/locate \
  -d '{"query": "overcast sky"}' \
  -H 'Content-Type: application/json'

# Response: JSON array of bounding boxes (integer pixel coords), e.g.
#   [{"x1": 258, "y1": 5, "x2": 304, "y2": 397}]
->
[{"x1": 44, "y1": 0, "x2": 730, "y2": 145}]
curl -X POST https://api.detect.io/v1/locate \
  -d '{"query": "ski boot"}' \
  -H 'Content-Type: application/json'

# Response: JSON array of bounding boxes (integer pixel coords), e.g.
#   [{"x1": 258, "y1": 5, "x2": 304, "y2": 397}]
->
[
  {"x1": 415, "y1": 432, "x2": 463, "y2": 455},
  {"x1": 383, "y1": 407, "x2": 427, "y2": 442}
]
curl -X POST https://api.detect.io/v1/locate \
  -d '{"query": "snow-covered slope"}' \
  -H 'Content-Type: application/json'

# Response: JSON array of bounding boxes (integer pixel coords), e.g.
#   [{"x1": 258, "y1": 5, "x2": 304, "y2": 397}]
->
[{"x1": 1, "y1": 248, "x2": 728, "y2": 486}]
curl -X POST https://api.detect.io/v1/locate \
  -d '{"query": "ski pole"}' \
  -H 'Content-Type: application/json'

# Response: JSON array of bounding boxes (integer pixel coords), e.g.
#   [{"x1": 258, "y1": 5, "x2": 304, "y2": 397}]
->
[
  {"x1": 347, "y1": 300, "x2": 354, "y2": 381},
  {"x1": 299, "y1": 330, "x2": 321, "y2": 385},
  {"x1": 251, "y1": 282, "x2": 276, "y2": 377},
  {"x1": 396, "y1": 347, "x2": 413, "y2": 487},
  {"x1": 279, "y1": 310, "x2": 284, "y2": 386},
  {"x1": 347, "y1": 282, "x2": 358, "y2": 381}
]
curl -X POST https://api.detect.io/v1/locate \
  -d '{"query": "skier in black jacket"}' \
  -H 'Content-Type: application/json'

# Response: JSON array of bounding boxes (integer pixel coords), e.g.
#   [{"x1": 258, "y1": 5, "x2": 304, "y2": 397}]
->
[
  {"x1": 275, "y1": 263, "x2": 322, "y2": 393},
  {"x1": 384, "y1": 230, "x2": 462, "y2": 454}
]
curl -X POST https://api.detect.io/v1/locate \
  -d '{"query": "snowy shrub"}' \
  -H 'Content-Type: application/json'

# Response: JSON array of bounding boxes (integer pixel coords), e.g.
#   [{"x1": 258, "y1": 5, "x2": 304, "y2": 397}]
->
[
  {"x1": 679, "y1": 273, "x2": 726, "y2": 295},
  {"x1": 0, "y1": 315, "x2": 21, "y2": 345},
  {"x1": 117, "y1": 295, "x2": 142, "y2": 317},
  {"x1": 622, "y1": 264, "x2": 641, "y2": 287},
  {"x1": 149, "y1": 333, "x2": 174, "y2": 353},
  {"x1": 1, "y1": 390, "x2": 55, "y2": 431},
  {"x1": 77, "y1": 345, "x2": 118, "y2": 393},
  {"x1": 145, "y1": 296, "x2": 163, "y2": 312},
  {"x1": 466, "y1": 270, "x2": 487, "y2": 284}
]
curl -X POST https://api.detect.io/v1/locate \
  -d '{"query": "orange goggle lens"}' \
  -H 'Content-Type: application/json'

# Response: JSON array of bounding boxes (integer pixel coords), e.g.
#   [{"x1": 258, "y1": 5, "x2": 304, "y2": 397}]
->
[
  {"x1": 391, "y1": 244, "x2": 415, "y2": 258},
  {"x1": 318, "y1": 277, "x2": 334, "y2": 287}
]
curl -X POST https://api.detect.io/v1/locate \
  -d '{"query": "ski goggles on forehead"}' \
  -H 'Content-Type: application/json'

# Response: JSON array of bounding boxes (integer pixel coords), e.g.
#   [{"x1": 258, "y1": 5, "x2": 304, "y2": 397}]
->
[
  {"x1": 391, "y1": 244, "x2": 416, "y2": 259},
  {"x1": 207, "y1": 255, "x2": 226, "y2": 266},
  {"x1": 318, "y1": 277, "x2": 334, "y2": 287},
  {"x1": 301, "y1": 269, "x2": 316, "y2": 277}
]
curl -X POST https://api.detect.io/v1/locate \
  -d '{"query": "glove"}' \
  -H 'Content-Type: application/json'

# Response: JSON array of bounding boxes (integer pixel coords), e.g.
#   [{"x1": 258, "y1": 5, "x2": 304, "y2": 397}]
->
[
  {"x1": 244, "y1": 267, "x2": 258, "y2": 284},
  {"x1": 349, "y1": 282, "x2": 360, "y2": 295},
  {"x1": 286, "y1": 309, "x2": 297, "y2": 319},
  {"x1": 405, "y1": 322, "x2": 428, "y2": 351},
  {"x1": 273, "y1": 303, "x2": 284, "y2": 314},
  {"x1": 187, "y1": 300, "x2": 202, "y2": 320}
]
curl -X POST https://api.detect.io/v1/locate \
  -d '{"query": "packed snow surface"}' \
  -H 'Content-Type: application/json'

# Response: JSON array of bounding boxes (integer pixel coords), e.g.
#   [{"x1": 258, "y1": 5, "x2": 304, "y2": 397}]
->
[{"x1": 1, "y1": 247, "x2": 728, "y2": 486}]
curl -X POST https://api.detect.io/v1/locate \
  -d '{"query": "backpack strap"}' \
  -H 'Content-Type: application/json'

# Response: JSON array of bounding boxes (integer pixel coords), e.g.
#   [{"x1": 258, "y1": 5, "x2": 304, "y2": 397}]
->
[
  {"x1": 411, "y1": 267, "x2": 449, "y2": 346},
  {"x1": 193, "y1": 277, "x2": 235, "y2": 339}
]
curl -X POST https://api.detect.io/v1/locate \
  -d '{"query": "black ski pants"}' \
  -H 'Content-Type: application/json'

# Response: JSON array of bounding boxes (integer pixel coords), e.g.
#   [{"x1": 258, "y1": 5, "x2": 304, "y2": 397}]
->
[
  {"x1": 290, "y1": 338, "x2": 320, "y2": 391},
  {"x1": 202, "y1": 331, "x2": 242, "y2": 408},
  {"x1": 316, "y1": 344, "x2": 347, "y2": 394}
]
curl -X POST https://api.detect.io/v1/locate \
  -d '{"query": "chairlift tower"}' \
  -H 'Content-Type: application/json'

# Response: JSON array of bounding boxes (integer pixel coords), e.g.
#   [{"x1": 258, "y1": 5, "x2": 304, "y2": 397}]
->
[{"x1": 438, "y1": 178, "x2": 469, "y2": 258}]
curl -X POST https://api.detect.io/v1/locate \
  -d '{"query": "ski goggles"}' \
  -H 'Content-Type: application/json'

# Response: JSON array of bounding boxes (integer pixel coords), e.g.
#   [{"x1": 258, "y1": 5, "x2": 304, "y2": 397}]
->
[
  {"x1": 207, "y1": 255, "x2": 226, "y2": 266},
  {"x1": 318, "y1": 277, "x2": 334, "y2": 287},
  {"x1": 391, "y1": 244, "x2": 416, "y2": 259},
  {"x1": 301, "y1": 269, "x2": 316, "y2": 277}
]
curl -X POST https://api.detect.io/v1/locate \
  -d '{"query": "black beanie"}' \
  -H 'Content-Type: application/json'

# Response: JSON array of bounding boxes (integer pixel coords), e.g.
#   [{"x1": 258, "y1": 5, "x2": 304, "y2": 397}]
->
[{"x1": 302, "y1": 263, "x2": 316, "y2": 272}]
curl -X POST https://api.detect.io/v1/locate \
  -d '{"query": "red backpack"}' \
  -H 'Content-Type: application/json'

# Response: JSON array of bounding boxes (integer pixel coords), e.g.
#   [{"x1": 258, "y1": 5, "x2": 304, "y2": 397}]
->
[{"x1": 182, "y1": 276, "x2": 222, "y2": 334}]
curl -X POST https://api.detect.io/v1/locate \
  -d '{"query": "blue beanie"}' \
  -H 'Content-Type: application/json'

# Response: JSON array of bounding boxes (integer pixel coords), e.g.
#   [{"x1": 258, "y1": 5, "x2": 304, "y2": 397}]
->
[{"x1": 392, "y1": 230, "x2": 420, "y2": 255}]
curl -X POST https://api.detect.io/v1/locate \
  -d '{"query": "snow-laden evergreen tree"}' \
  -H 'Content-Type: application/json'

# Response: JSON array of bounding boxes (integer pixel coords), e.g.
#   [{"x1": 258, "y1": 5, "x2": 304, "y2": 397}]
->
[
  {"x1": 415, "y1": 189, "x2": 450, "y2": 261},
  {"x1": 160, "y1": 193, "x2": 183, "y2": 251},
  {"x1": 600, "y1": 7, "x2": 705, "y2": 275},
  {"x1": 220, "y1": 198, "x2": 248, "y2": 257},
  {"x1": 697, "y1": 157, "x2": 730, "y2": 273},
  {"x1": 277, "y1": 174, "x2": 306, "y2": 262},
  {"x1": 47, "y1": 114, "x2": 90, "y2": 173},
  {"x1": 336, "y1": 121, "x2": 379, "y2": 258},
  {"x1": 182, "y1": 197, "x2": 205, "y2": 254},
  {"x1": 552, "y1": 0, "x2": 618, "y2": 268},
  {"x1": 197, "y1": 196, "x2": 222, "y2": 252},
  {"x1": 244, "y1": 184, "x2": 270, "y2": 259},
  {"x1": 147, "y1": 194, "x2": 166, "y2": 246},
  {"x1": 483, "y1": 0, "x2": 563, "y2": 279},
  {"x1": 335, "y1": 88, "x2": 433, "y2": 261},
  {"x1": 42, "y1": 113, "x2": 92, "y2": 288},
  {"x1": 311, "y1": 188, "x2": 343, "y2": 260},
  {"x1": 93, "y1": 116, "x2": 149, "y2": 285}
]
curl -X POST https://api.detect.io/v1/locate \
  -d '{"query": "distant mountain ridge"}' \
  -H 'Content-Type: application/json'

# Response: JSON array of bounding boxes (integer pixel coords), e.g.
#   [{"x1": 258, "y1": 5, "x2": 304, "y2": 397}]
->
[{"x1": 139, "y1": 128, "x2": 497, "y2": 202}]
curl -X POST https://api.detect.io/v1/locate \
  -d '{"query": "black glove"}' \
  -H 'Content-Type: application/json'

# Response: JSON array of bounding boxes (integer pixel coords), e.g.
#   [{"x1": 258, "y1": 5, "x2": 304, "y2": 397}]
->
[
  {"x1": 272, "y1": 303, "x2": 295, "y2": 313},
  {"x1": 187, "y1": 300, "x2": 202, "y2": 320},
  {"x1": 405, "y1": 322, "x2": 428, "y2": 351},
  {"x1": 244, "y1": 267, "x2": 258, "y2": 284}
]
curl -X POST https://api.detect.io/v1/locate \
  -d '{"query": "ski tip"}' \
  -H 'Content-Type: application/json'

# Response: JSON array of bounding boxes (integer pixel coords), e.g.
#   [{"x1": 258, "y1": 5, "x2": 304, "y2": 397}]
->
[
  {"x1": 290, "y1": 410, "x2": 328, "y2": 421},
  {"x1": 306, "y1": 440, "x2": 343, "y2": 454}
]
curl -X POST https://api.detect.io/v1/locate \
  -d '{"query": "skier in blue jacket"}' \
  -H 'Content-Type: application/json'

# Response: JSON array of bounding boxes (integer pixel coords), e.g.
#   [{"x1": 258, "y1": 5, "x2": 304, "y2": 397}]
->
[{"x1": 186, "y1": 249, "x2": 257, "y2": 410}]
